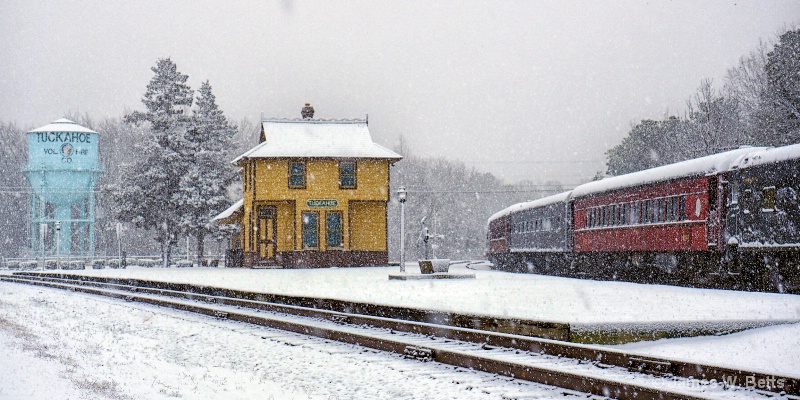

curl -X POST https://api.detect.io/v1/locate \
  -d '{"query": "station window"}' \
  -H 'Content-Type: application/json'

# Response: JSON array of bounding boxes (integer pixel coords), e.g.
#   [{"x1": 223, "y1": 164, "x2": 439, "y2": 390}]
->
[
  {"x1": 326, "y1": 211, "x2": 343, "y2": 248},
  {"x1": 302, "y1": 211, "x2": 318, "y2": 248},
  {"x1": 339, "y1": 161, "x2": 356, "y2": 189},
  {"x1": 289, "y1": 161, "x2": 306, "y2": 189}
]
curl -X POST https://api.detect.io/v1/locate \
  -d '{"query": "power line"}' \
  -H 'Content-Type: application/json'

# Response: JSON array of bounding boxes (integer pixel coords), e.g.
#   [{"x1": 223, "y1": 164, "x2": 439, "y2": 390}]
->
[{"x1": 471, "y1": 160, "x2": 604, "y2": 165}]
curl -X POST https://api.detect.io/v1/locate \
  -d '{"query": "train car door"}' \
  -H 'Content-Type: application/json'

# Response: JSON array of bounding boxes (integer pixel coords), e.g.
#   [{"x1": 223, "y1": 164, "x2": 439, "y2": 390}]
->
[
  {"x1": 708, "y1": 174, "x2": 733, "y2": 250},
  {"x1": 256, "y1": 206, "x2": 277, "y2": 262}
]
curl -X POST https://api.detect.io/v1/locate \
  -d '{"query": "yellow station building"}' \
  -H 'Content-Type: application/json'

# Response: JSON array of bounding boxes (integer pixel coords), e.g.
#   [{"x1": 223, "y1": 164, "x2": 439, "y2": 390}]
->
[{"x1": 214, "y1": 106, "x2": 402, "y2": 268}]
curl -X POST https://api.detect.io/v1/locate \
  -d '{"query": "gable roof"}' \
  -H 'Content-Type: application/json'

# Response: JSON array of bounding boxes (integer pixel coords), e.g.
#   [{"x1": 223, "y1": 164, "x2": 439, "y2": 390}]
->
[
  {"x1": 233, "y1": 118, "x2": 402, "y2": 164},
  {"x1": 211, "y1": 199, "x2": 243, "y2": 224}
]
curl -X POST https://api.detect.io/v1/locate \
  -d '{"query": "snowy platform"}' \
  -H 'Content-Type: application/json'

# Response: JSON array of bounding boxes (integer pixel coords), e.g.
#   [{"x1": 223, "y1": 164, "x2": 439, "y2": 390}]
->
[{"x1": 10, "y1": 262, "x2": 800, "y2": 344}]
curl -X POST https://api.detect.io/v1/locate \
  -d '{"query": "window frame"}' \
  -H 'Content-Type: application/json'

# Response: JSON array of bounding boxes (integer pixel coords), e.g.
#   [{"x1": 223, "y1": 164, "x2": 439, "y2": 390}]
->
[
  {"x1": 339, "y1": 161, "x2": 357, "y2": 189},
  {"x1": 301, "y1": 211, "x2": 319, "y2": 249},
  {"x1": 289, "y1": 161, "x2": 306, "y2": 189},
  {"x1": 326, "y1": 211, "x2": 344, "y2": 248}
]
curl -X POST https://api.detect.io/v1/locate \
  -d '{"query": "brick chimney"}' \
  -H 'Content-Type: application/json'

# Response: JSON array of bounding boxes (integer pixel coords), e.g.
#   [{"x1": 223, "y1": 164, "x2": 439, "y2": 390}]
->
[{"x1": 301, "y1": 103, "x2": 315, "y2": 119}]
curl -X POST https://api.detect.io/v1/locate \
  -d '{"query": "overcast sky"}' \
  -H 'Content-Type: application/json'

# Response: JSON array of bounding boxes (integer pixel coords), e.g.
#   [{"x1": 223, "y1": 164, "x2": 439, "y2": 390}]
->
[{"x1": 2, "y1": 1, "x2": 798, "y2": 185}]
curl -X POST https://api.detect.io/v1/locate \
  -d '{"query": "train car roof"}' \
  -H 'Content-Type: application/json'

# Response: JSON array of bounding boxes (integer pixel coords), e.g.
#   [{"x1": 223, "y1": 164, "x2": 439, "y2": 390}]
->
[
  {"x1": 487, "y1": 190, "x2": 572, "y2": 223},
  {"x1": 730, "y1": 143, "x2": 800, "y2": 170},
  {"x1": 571, "y1": 146, "x2": 767, "y2": 199}
]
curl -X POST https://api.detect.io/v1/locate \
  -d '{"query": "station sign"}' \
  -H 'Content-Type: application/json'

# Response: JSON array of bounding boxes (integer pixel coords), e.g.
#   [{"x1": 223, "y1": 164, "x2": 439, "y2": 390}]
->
[{"x1": 307, "y1": 199, "x2": 338, "y2": 208}]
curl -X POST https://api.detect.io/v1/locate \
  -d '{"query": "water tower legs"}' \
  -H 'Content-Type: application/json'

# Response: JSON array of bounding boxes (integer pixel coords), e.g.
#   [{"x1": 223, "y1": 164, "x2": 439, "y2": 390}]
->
[{"x1": 55, "y1": 204, "x2": 71, "y2": 255}]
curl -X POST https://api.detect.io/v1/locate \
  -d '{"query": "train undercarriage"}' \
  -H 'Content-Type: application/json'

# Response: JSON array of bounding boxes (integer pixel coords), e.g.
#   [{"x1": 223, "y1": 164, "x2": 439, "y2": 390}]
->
[{"x1": 489, "y1": 249, "x2": 799, "y2": 294}]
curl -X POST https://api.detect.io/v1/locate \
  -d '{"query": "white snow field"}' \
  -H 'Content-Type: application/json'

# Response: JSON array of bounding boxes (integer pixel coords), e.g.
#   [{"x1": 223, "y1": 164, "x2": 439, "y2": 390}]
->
[
  {"x1": 0, "y1": 281, "x2": 585, "y2": 400},
  {"x1": 3, "y1": 263, "x2": 800, "y2": 398}
]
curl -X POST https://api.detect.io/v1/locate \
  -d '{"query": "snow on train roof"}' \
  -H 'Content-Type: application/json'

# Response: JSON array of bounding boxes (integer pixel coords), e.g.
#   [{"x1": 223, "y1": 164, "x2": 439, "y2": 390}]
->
[
  {"x1": 488, "y1": 190, "x2": 571, "y2": 223},
  {"x1": 571, "y1": 146, "x2": 767, "y2": 199},
  {"x1": 731, "y1": 143, "x2": 800, "y2": 170}
]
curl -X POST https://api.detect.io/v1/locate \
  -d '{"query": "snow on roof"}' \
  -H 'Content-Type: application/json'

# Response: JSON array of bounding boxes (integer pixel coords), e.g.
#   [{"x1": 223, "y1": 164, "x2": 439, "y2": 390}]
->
[
  {"x1": 212, "y1": 199, "x2": 243, "y2": 223},
  {"x1": 571, "y1": 146, "x2": 768, "y2": 199},
  {"x1": 488, "y1": 190, "x2": 572, "y2": 223},
  {"x1": 28, "y1": 118, "x2": 97, "y2": 134},
  {"x1": 233, "y1": 118, "x2": 402, "y2": 163},
  {"x1": 731, "y1": 143, "x2": 800, "y2": 170}
]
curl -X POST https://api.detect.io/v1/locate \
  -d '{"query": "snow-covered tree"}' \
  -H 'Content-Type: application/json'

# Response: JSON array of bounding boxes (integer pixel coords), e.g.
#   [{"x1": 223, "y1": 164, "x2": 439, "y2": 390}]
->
[
  {"x1": 114, "y1": 58, "x2": 194, "y2": 267},
  {"x1": 176, "y1": 81, "x2": 238, "y2": 261},
  {"x1": 0, "y1": 120, "x2": 28, "y2": 258},
  {"x1": 605, "y1": 117, "x2": 689, "y2": 175},
  {"x1": 757, "y1": 28, "x2": 800, "y2": 145},
  {"x1": 685, "y1": 79, "x2": 747, "y2": 154}
]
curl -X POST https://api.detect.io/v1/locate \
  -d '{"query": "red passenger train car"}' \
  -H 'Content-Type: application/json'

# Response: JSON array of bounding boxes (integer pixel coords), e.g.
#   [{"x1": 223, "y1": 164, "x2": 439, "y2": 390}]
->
[
  {"x1": 568, "y1": 147, "x2": 760, "y2": 283},
  {"x1": 487, "y1": 145, "x2": 800, "y2": 292}
]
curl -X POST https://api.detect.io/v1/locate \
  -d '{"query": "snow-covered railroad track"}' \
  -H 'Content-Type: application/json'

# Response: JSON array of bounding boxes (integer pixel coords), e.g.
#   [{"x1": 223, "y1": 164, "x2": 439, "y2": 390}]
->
[{"x1": 3, "y1": 273, "x2": 797, "y2": 400}]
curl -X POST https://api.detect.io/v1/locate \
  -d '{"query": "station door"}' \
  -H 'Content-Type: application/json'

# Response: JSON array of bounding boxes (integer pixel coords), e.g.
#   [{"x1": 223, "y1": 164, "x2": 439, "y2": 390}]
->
[{"x1": 256, "y1": 206, "x2": 277, "y2": 262}]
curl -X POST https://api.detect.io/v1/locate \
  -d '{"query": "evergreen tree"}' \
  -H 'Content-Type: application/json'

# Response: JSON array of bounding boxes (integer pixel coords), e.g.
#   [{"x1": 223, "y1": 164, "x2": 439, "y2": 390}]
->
[
  {"x1": 759, "y1": 28, "x2": 800, "y2": 145},
  {"x1": 177, "y1": 81, "x2": 238, "y2": 261},
  {"x1": 114, "y1": 58, "x2": 193, "y2": 267},
  {"x1": 605, "y1": 118, "x2": 689, "y2": 175},
  {"x1": 0, "y1": 120, "x2": 28, "y2": 258}
]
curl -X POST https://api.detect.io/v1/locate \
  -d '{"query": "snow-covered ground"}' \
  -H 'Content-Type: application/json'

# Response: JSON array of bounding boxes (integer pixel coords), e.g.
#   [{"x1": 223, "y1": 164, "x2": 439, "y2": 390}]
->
[
  {"x1": 614, "y1": 322, "x2": 800, "y2": 378},
  {"x1": 3, "y1": 263, "x2": 800, "y2": 398},
  {"x1": 0, "y1": 281, "x2": 586, "y2": 400}
]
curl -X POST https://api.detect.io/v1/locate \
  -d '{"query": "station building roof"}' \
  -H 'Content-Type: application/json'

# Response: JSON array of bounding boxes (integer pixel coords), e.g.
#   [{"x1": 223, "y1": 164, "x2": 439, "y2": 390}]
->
[{"x1": 233, "y1": 118, "x2": 402, "y2": 164}]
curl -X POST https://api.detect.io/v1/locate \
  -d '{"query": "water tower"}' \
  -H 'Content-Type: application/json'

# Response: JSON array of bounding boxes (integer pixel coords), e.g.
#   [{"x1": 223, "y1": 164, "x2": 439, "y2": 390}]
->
[{"x1": 24, "y1": 118, "x2": 103, "y2": 257}]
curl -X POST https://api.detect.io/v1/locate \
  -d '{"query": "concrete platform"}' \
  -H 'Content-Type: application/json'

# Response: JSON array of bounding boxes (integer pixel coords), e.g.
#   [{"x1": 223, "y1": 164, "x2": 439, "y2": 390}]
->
[{"x1": 388, "y1": 272, "x2": 476, "y2": 280}]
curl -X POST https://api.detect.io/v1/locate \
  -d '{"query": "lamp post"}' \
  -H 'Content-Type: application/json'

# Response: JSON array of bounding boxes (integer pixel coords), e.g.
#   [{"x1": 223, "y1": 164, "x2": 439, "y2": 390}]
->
[
  {"x1": 397, "y1": 186, "x2": 407, "y2": 273},
  {"x1": 116, "y1": 222, "x2": 122, "y2": 268},
  {"x1": 55, "y1": 221, "x2": 61, "y2": 270}
]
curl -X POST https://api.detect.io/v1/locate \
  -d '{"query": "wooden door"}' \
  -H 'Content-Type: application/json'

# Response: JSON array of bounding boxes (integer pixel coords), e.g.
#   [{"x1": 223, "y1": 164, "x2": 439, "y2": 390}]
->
[{"x1": 256, "y1": 206, "x2": 277, "y2": 262}]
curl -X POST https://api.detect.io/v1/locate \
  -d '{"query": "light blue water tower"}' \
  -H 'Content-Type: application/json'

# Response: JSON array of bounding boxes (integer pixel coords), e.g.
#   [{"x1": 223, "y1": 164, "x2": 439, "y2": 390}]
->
[{"x1": 24, "y1": 118, "x2": 103, "y2": 257}]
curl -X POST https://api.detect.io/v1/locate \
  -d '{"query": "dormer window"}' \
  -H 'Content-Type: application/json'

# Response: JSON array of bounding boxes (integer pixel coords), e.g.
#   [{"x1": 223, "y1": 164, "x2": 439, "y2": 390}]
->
[
  {"x1": 289, "y1": 161, "x2": 306, "y2": 189},
  {"x1": 339, "y1": 161, "x2": 356, "y2": 189}
]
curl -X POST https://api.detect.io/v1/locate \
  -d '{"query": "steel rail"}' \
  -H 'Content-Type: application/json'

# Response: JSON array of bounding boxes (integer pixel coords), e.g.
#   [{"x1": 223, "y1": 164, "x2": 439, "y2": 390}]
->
[{"x1": 3, "y1": 274, "x2": 796, "y2": 399}]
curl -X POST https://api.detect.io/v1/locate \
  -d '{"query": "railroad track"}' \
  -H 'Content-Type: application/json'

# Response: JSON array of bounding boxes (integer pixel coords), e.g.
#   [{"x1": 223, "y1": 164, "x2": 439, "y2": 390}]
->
[{"x1": 2, "y1": 272, "x2": 797, "y2": 400}]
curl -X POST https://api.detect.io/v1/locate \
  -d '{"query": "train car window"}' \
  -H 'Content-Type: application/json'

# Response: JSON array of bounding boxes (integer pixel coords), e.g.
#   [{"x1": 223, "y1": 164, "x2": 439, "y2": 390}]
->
[
  {"x1": 620, "y1": 203, "x2": 627, "y2": 225},
  {"x1": 730, "y1": 182, "x2": 739, "y2": 204},
  {"x1": 665, "y1": 198, "x2": 673, "y2": 222},
  {"x1": 620, "y1": 204, "x2": 625, "y2": 225},
  {"x1": 672, "y1": 197, "x2": 680, "y2": 221},
  {"x1": 611, "y1": 205, "x2": 617, "y2": 226},
  {"x1": 679, "y1": 196, "x2": 686, "y2": 220},
  {"x1": 762, "y1": 186, "x2": 776, "y2": 212}
]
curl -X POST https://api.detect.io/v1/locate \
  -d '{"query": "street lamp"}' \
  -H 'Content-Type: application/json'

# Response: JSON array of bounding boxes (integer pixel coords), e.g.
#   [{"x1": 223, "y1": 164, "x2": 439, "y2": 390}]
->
[
  {"x1": 55, "y1": 221, "x2": 61, "y2": 270},
  {"x1": 116, "y1": 222, "x2": 122, "y2": 268},
  {"x1": 397, "y1": 186, "x2": 407, "y2": 273}
]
